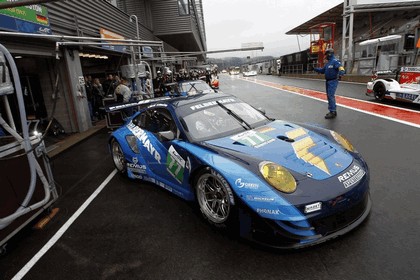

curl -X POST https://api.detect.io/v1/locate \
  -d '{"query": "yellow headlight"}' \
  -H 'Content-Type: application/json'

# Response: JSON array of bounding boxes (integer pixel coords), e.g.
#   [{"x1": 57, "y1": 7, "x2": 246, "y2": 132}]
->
[
  {"x1": 330, "y1": 131, "x2": 355, "y2": 152},
  {"x1": 259, "y1": 161, "x2": 297, "y2": 193}
]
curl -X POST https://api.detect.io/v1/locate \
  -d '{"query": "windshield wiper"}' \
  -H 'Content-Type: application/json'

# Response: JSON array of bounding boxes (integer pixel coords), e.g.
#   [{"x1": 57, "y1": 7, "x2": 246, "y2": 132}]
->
[{"x1": 216, "y1": 101, "x2": 252, "y2": 130}]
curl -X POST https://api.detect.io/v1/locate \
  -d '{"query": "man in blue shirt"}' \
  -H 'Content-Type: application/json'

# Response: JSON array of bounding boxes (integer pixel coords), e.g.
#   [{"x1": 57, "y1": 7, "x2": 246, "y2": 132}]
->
[{"x1": 314, "y1": 48, "x2": 345, "y2": 119}]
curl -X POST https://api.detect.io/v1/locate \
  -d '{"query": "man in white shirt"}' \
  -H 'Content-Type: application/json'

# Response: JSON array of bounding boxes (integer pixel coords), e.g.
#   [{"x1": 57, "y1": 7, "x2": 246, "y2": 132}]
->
[{"x1": 114, "y1": 77, "x2": 132, "y2": 103}]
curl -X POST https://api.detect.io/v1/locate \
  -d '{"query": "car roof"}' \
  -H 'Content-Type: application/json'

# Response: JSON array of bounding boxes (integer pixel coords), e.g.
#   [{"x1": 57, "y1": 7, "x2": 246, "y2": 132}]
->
[{"x1": 166, "y1": 92, "x2": 235, "y2": 108}]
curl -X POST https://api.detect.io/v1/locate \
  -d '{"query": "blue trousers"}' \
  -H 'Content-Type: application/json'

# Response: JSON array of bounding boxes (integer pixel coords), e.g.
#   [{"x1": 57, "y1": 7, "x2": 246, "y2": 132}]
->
[{"x1": 325, "y1": 79, "x2": 338, "y2": 112}]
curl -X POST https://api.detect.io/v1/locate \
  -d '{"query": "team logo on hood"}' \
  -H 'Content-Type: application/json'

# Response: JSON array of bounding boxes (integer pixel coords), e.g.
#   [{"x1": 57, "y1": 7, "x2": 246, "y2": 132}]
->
[
  {"x1": 286, "y1": 128, "x2": 330, "y2": 175},
  {"x1": 231, "y1": 130, "x2": 274, "y2": 148}
]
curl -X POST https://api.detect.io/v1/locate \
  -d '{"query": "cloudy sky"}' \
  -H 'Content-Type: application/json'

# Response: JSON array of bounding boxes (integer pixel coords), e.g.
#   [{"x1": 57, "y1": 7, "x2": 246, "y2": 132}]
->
[{"x1": 202, "y1": 0, "x2": 343, "y2": 58}]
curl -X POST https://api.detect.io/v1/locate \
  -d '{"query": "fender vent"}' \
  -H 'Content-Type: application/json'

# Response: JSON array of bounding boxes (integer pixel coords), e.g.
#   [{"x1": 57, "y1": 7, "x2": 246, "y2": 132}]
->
[{"x1": 277, "y1": 135, "x2": 295, "y2": 142}]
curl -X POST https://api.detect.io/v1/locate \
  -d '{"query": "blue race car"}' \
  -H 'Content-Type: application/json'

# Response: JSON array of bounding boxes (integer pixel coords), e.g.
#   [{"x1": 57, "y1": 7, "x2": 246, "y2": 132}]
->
[{"x1": 108, "y1": 93, "x2": 371, "y2": 249}]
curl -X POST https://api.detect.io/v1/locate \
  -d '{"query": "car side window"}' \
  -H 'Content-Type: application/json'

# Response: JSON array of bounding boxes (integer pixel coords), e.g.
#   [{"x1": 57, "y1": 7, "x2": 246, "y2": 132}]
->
[{"x1": 135, "y1": 108, "x2": 176, "y2": 135}]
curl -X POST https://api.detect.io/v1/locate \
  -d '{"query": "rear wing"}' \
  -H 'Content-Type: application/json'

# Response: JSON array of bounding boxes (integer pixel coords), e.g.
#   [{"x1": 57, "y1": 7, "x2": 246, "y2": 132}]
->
[{"x1": 105, "y1": 96, "x2": 171, "y2": 113}]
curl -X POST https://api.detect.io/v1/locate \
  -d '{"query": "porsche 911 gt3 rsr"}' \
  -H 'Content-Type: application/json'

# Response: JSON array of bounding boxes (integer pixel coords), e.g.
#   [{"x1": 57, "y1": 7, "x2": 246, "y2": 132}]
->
[{"x1": 108, "y1": 93, "x2": 371, "y2": 249}]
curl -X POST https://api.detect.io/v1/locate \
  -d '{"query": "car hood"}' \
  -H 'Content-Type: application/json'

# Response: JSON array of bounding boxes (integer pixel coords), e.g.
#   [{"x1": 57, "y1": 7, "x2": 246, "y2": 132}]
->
[{"x1": 204, "y1": 120, "x2": 353, "y2": 180}]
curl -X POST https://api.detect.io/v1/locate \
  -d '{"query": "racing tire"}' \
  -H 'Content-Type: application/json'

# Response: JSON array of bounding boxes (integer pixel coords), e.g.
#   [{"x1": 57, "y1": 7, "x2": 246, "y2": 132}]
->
[
  {"x1": 111, "y1": 139, "x2": 127, "y2": 174},
  {"x1": 194, "y1": 167, "x2": 236, "y2": 229},
  {"x1": 373, "y1": 82, "x2": 386, "y2": 101}
]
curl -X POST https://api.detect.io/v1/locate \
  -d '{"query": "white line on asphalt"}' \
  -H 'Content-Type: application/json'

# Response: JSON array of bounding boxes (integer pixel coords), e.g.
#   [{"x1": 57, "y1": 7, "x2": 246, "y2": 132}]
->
[
  {"x1": 241, "y1": 78, "x2": 420, "y2": 129},
  {"x1": 12, "y1": 169, "x2": 118, "y2": 280}
]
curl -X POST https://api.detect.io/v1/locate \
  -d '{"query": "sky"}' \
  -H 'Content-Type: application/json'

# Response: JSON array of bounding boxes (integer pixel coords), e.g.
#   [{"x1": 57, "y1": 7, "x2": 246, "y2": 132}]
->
[{"x1": 202, "y1": 0, "x2": 343, "y2": 58}]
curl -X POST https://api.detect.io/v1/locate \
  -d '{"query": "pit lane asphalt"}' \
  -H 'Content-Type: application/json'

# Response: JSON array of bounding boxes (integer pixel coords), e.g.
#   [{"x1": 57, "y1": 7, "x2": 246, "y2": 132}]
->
[{"x1": 1, "y1": 75, "x2": 419, "y2": 280}]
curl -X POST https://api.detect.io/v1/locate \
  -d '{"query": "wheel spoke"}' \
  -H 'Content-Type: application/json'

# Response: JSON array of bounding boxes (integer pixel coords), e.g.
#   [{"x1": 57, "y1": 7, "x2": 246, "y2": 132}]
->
[{"x1": 219, "y1": 202, "x2": 227, "y2": 217}]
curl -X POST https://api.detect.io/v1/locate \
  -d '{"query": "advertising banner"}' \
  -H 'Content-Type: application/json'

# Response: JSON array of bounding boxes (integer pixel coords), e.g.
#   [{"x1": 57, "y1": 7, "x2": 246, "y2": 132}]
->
[
  {"x1": 0, "y1": 1, "x2": 51, "y2": 34},
  {"x1": 100, "y1": 28, "x2": 127, "y2": 53}
]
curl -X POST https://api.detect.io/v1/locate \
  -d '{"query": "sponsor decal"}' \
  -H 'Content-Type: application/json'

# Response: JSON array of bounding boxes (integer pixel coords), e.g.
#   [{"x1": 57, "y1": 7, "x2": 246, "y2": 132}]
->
[
  {"x1": 235, "y1": 178, "x2": 259, "y2": 189},
  {"x1": 38, "y1": 27, "x2": 50, "y2": 33},
  {"x1": 189, "y1": 98, "x2": 235, "y2": 111},
  {"x1": 304, "y1": 202, "x2": 322, "y2": 214},
  {"x1": 127, "y1": 163, "x2": 146, "y2": 169},
  {"x1": 400, "y1": 66, "x2": 420, "y2": 73},
  {"x1": 256, "y1": 208, "x2": 281, "y2": 215},
  {"x1": 148, "y1": 103, "x2": 168, "y2": 108},
  {"x1": 395, "y1": 92, "x2": 417, "y2": 102},
  {"x1": 107, "y1": 97, "x2": 171, "y2": 112},
  {"x1": 127, "y1": 123, "x2": 162, "y2": 163},
  {"x1": 166, "y1": 145, "x2": 185, "y2": 183},
  {"x1": 245, "y1": 195, "x2": 275, "y2": 202},
  {"x1": 128, "y1": 157, "x2": 146, "y2": 173},
  {"x1": 231, "y1": 130, "x2": 274, "y2": 148},
  {"x1": 286, "y1": 128, "x2": 330, "y2": 175},
  {"x1": 127, "y1": 163, "x2": 147, "y2": 174},
  {"x1": 338, "y1": 165, "x2": 366, "y2": 189}
]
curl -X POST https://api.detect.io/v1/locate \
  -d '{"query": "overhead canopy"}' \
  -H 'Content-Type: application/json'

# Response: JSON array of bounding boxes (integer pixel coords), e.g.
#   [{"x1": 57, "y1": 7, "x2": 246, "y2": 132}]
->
[
  {"x1": 286, "y1": 1, "x2": 420, "y2": 35},
  {"x1": 358, "y1": 35, "x2": 402, "y2": 46},
  {"x1": 286, "y1": 4, "x2": 343, "y2": 35}
]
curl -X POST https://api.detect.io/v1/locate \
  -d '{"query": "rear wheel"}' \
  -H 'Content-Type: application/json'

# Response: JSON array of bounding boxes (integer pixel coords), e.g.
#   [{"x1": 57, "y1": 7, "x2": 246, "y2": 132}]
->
[
  {"x1": 373, "y1": 82, "x2": 386, "y2": 101},
  {"x1": 111, "y1": 139, "x2": 127, "y2": 174},
  {"x1": 195, "y1": 168, "x2": 235, "y2": 227}
]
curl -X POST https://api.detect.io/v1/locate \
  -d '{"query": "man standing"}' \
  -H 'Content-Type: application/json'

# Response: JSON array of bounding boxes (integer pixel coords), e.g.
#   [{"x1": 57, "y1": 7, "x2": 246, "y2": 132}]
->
[
  {"x1": 114, "y1": 77, "x2": 132, "y2": 103},
  {"x1": 314, "y1": 48, "x2": 345, "y2": 119}
]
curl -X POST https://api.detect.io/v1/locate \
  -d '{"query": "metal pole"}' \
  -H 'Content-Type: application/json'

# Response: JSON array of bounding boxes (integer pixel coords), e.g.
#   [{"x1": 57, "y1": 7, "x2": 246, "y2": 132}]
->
[
  {"x1": 342, "y1": 3, "x2": 348, "y2": 70},
  {"x1": 348, "y1": 5, "x2": 354, "y2": 73},
  {"x1": 129, "y1": 15, "x2": 141, "y2": 94},
  {"x1": 129, "y1": 15, "x2": 141, "y2": 62}
]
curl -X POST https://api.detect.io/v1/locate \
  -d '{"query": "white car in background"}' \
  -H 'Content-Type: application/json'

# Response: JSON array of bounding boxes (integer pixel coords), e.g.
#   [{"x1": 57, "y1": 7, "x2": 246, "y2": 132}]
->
[
  {"x1": 366, "y1": 67, "x2": 420, "y2": 104},
  {"x1": 243, "y1": 70, "x2": 257, "y2": 77}
]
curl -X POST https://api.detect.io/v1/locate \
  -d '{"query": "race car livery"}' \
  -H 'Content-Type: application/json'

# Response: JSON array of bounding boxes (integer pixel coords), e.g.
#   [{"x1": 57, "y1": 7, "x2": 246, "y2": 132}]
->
[
  {"x1": 108, "y1": 92, "x2": 371, "y2": 249},
  {"x1": 367, "y1": 67, "x2": 420, "y2": 104}
]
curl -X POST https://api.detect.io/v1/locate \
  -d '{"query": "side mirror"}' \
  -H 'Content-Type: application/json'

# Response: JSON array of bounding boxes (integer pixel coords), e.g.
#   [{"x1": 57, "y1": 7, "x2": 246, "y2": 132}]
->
[{"x1": 158, "y1": 130, "x2": 175, "y2": 141}]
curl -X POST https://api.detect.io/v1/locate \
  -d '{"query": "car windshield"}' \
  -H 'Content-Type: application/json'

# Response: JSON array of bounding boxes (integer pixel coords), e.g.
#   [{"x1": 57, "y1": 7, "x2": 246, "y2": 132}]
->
[
  {"x1": 180, "y1": 82, "x2": 213, "y2": 94},
  {"x1": 181, "y1": 101, "x2": 269, "y2": 141}
]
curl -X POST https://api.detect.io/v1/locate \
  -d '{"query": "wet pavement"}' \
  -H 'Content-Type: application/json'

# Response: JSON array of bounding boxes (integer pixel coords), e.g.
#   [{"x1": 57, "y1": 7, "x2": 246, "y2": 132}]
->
[{"x1": 1, "y1": 75, "x2": 419, "y2": 280}]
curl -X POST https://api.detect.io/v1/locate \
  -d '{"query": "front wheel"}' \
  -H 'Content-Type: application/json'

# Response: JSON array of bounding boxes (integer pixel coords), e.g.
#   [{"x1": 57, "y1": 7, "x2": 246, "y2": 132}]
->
[
  {"x1": 195, "y1": 168, "x2": 235, "y2": 227},
  {"x1": 111, "y1": 139, "x2": 127, "y2": 174},
  {"x1": 373, "y1": 82, "x2": 386, "y2": 101}
]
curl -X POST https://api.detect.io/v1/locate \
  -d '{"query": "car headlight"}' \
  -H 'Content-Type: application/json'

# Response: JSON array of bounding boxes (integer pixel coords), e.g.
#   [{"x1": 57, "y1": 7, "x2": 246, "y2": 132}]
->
[
  {"x1": 125, "y1": 135, "x2": 139, "y2": 153},
  {"x1": 259, "y1": 161, "x2": 297, "y2": 193},
  {"x1": 330, "y1": 131, "x2": 355, "y2": 152}
]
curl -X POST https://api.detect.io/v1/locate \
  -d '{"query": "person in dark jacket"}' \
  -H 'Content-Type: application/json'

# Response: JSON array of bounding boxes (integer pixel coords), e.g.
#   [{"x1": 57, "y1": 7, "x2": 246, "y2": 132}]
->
[
  {"x1": 102, "y1": 74, "x2": 115, "y2": 96},
  {"x1": 314, "y1": 48, "x2": 345, "y2": 119}
]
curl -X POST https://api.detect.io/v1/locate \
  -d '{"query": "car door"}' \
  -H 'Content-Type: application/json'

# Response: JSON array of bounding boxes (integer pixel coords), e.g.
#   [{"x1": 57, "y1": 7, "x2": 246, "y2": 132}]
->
[{"x1": 133, "y1": 107, "x2": 191, "y2": 189}]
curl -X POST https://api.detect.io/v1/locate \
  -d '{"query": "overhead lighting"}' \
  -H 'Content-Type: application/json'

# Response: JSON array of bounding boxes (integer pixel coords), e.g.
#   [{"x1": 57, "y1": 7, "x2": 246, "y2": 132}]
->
[
  {"x1": 79, "y1": 53, "x2": 109, "y2": 59},
  {"x1": 14, "y1": 55, "x2": 23, "y2": 59}
]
